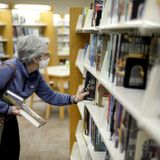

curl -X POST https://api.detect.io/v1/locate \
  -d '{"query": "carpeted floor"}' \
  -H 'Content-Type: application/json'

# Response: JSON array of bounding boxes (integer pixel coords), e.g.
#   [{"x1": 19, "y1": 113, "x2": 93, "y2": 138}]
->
[{"x1": 18, "y1": 100, "x2": 70, "y2": 160}]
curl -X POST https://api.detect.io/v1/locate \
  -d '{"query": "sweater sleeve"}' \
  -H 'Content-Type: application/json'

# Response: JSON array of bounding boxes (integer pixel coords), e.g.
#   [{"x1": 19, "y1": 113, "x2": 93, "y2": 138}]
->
[
  {"x1": 35, "y1": 74, "x2": 72, "y2": 106},
  {"x1": 0, "y1": 65, "x2": 14, "y2": 114}
]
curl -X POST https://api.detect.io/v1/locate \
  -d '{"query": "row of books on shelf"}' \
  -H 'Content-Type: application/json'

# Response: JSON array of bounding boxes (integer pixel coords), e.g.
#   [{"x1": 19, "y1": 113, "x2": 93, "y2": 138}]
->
[
  {"x1": 58, "y1": 43, "x2": 69, "y2": 55},
  {"x1": 81, "y1": 33, "x2": 160, "y2": 90},
  {"x1": 58, "y1": 36, "x2": 69, "y2": 42},
  {"x1": 83, "y1": 92, "x2": 160, "y2": 160},
  {"x1": 101, "y1": 0, "x2": 145, "y2": 25},
  {"x1": 13, "y1": 26, "x2": 42, "y2": 37},
  {"x1": 12, "y1": 10, "x2": 42, "y2": 25},
  {"x1": 77, "y1": 0, "x2": 160, "y2": 30},
  {"x1": 0, "y1": 42, "x2": 5, "y2": 56}
]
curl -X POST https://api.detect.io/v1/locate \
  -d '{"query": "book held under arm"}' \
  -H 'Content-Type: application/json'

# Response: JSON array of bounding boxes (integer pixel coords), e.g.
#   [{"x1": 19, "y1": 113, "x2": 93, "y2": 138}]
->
[{"x1": 2, "y1": 90, "x2": 46, "y2": 128}]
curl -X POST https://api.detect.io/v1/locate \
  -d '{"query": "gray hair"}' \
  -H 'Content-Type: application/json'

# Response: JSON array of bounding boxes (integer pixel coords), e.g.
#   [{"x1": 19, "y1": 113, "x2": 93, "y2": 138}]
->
[{"x1": 17, "y1": 35, "x2": 49, "y2": 63}]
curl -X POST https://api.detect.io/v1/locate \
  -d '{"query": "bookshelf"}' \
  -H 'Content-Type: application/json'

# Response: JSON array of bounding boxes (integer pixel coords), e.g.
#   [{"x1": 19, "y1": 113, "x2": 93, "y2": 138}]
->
[
  {"x1": 0, "y1": 9, "x2": 13, "y2": 58},
  {"x1": 0, "y1": 5, "x2": 58, "y2": 65},
  {"x1": 71, "y1": 0, "x2": 160, "y2": 159},
  {"x1": 53, "y1": 14, "x2": 70, "y2": 64}
]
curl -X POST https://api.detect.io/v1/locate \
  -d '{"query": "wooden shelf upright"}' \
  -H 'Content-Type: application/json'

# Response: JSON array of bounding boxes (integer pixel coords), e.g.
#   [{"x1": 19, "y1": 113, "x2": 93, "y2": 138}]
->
[
  {"x1": 0, "y1": 9, "x2": 13, "y2": 58},
  {"x1": 69, "y1": 7, "x2": 90, "y2": 152}
]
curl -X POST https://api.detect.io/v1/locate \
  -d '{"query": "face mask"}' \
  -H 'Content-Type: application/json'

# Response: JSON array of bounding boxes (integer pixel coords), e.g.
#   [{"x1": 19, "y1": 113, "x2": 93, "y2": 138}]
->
[{"x1": 39, "y1": 58, "x2": 50, "y2": 69}]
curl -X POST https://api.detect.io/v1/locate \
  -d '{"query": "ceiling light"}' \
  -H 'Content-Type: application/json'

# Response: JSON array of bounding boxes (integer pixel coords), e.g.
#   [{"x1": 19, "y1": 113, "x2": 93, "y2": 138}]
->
[
  {"x1": 0, "y1": 3, "x2": 8, "y2": 9},
  {"x1": 14, "y1": 4, "x2": 51, "y2": 11}
]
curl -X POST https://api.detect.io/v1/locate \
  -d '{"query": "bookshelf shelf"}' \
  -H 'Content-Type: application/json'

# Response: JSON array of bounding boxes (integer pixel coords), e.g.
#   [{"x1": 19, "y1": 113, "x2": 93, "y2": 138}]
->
[
  {"x1": 77, "y1": 20, "x2": 160, "y2": 34},
  {"x1": 100, "y1": 20, "x2": 142, "y2": 31},
  {"x1": 76, "y1": 28, "x2": 84, "y2": 33},
  {"x1": 83, "y1": 27, "x2": 98, "y2": 33},
  {"x1": 84, "y1": 63, "x2": 144, "y2": 121},
  {"x1": 77, "y1": 101, "x2": 85, "y2": 119},
  {"x1": 83, "y1": 133, "x2": 106, "y2": 160},
  {"x1": 55, "y1": 25, "x2": 69, "y2": 27},
  {"x1": 57, "y1": 53, "x2": 69, "y2": 56},
  {"x1": 85, "y1": 103, "x2": 105, "y2": 129},
  {"x1": 70, "y1": 142, "x2": 82, "y2": 160},
  {"x1": 76, "y1": 120, "x2": 89, "y2": 160},
  {"x1": 0, "y1": 23, "x2": 6, "y2": 27},
  {"x1": 0, "y1": 55, "x2": 10, "y2": 58},
  {"x1": 58, "y1": 40, "x2": 70, "y2": 43},
  {"x1": 100, "y1": 20, "x2": 160, "y2": 32},
  {"x1": 58, "y1": 33, "x2": 69, "y2": 36},
  {"x1": 76, "y1": 64, "x2": 84, "y2": 75},
  {"x1": 0, "y1": 39, "x2": 8, "y2": 42},
  {"x1": 13, "y1": 23, "x2": 47, "y2": 27}
]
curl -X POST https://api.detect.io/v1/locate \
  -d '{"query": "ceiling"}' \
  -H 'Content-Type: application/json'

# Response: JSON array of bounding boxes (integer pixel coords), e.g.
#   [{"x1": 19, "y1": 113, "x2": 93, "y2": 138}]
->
[{"x1": 0, "y1": 0, "x2": 91, "y2": 14}]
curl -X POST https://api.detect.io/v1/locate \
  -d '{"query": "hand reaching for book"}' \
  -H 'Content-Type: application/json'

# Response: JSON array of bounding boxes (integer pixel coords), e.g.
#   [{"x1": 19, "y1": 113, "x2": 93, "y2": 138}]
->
[
  {"x1": 10, "y1": 106, "x2": 22, "y2": 116},
  {"x1": 73, "y1": 86, "x2": 89, "y2": 103}
]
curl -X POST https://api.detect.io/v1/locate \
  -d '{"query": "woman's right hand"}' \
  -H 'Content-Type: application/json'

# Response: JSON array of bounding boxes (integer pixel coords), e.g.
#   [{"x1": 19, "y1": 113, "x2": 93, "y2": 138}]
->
[{"x1": 10, "y1": 106, "x2": 22, "y2": 116}]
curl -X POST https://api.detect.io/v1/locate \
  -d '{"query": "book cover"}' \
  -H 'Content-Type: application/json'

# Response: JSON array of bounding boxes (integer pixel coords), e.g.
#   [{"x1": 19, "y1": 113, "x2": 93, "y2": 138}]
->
[
  {"x1": 115, "y1": 33, "x2": 130, "y2": 86},
  {"x1": 96, "y1": 34, "x2": 103, "y2": 72},
  {"x1": 95, "y1": 34, "x2": 109, "y2": 72},
  {"x1": 107, "y1": 34, "x2": 114, "y2": 79},
  {"x1": 2, "y1": 90, "x2": 46, "y2": 128},
  {"x1": 0, "y1": 42, "x2": 4, "y2": 56},
  {"x1": 123, "y1": 57, "x2": 148, "y2": 89},
  {"x1": 109, "y1": 34, "x2": 118, "y2": 82},
  {"x1": 131, "y1": 0, "x2": 146, "y2": 19},
  {"x1": 89, "y1": 34, "x2": 98, "y2": 68},
  {"x1": 84, "y1": 71, "x2": 97, "y2": 101}
]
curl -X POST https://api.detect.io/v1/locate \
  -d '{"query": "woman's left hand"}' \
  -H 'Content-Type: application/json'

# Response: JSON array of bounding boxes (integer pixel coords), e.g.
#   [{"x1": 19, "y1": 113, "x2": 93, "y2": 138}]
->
[{"x1": 74, "y1": 86, "x2": 89, "y2": 103}]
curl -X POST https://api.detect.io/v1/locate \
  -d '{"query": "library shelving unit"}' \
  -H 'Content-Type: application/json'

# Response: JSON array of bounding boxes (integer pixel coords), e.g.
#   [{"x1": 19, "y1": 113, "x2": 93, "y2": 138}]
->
[
  {"x1": 69, "y1": 7, "x2": 90, "y2": 157},
  {"x1": 0, "y1": 9, "x2": 13, "y2": 59},
  {"x1": 70, "y1": 0, "x2": 160, "y2": 160},
  {"x1": 53, "y1": 14, "x2": 70, "y2": 64}
]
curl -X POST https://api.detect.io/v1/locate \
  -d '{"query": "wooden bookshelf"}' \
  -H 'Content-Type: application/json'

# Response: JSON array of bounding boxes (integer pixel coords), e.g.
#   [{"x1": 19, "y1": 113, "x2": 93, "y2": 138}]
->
[
  {"x1": 0, "y1": 9, "x2": 13, "y2": 57},
  {"x1": 40, "y1": 11, "x2": 58, "y2": 66},
  {"x1": 71, "y1": 0, "x2": 160, "y2": 159},
  {"x1": 69, "y1": 7, "x2": 90, "y2": 152},
  {"x1": 0, "y1": 7, "x2": 58, "y2": 65}
]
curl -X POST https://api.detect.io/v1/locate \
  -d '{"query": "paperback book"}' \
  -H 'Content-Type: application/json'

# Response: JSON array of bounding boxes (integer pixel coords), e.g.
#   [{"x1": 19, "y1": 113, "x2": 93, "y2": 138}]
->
[
  {"x1": 2, "y1": 90, "x2": 46, "y2": 128},
  {"x1": 84, "y1": 71, "x2": 97, "y2": 101}
]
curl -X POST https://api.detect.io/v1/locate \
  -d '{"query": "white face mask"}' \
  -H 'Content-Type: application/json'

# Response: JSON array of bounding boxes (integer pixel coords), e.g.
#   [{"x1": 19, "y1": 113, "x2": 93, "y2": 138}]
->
[{"x1": 39, "y1": 58, "x2": 50, "y2": 69}]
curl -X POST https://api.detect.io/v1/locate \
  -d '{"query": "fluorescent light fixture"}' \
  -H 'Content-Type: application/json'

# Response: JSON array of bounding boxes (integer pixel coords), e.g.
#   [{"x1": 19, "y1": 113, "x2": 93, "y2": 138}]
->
[
  {"x1": 0, "y1": 3, "x2": 8, "y2": 9},
  {"x1": 14, "y1": 4, "x2": 51, "y2": 11}
]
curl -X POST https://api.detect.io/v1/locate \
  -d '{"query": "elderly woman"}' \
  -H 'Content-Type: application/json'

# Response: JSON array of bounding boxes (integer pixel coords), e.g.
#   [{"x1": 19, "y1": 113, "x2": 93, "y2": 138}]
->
[{"x1": 0, "y1": 35, "x2": 88, "y2": 160}]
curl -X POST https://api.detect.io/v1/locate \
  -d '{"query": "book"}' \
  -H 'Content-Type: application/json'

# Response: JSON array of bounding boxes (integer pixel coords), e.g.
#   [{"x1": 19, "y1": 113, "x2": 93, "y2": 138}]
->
[
  {"x1": 123, "y1": 57, "x2": 148, "y2": 89},
  {"x1": 84, "y1": 71, "x2": 97, "y2": 101},
  {"x1": 0, "y1": 42, "x2": 4, "y2": 56},
  {"x1": 2, "y1": 90, "x2": 46, "y2": 128},
  {"x1": 89, "y1": 34, "x2": 98, "y2": 67}
]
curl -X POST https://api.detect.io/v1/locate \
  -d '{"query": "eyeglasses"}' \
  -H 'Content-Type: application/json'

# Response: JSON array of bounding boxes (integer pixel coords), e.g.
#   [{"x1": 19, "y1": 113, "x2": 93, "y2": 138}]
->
[{"x1": 40, "y1": 52, "x2": 51, "y2": 60}]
